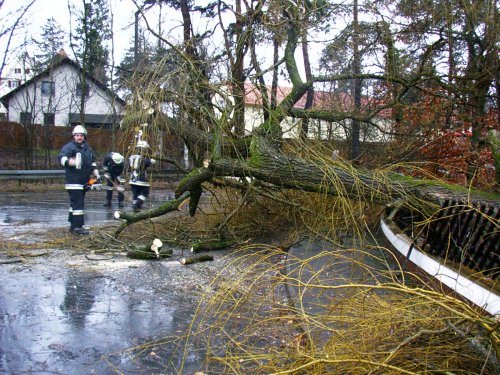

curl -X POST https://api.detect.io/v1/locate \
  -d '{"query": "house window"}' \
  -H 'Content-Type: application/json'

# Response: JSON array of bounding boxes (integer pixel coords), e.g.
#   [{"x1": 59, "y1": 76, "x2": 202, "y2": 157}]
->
[
  {"x1": 44, "y1": 113, "x2": 55, "y2": 125},
  {"x1": 8, "y1": 80, "x2": 20, "y2": 88},
  {"x1": 41, "y1": 81, "x2": 55, "y2": 96},
  {"x1": 25, "y1": 68, "x2": 30, "y2": 74},
  {"x1": 20, "y1": 112, "x2": 32, "y2": 125},
  {"x1": 76, "y1": 83, "x2": 89, "y2": 97},
  {"x1": 15, "y1": 68, "x2": 21, "y2": 74}
]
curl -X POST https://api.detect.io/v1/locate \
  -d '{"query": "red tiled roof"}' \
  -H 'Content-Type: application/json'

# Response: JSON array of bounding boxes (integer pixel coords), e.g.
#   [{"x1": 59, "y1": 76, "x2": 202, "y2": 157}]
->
[{"x1": 242, "y1": 82, "x2": 392, "y2": 118}]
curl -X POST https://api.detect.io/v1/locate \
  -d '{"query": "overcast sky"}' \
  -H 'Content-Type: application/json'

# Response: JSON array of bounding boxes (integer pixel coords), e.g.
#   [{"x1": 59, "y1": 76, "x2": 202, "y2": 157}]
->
[
  {"x1": 2, "y1": 0, "x2": 138, "y2": 70},
  {"x1": 2, "y1": 0, "x2": 322, "y2": 85}
]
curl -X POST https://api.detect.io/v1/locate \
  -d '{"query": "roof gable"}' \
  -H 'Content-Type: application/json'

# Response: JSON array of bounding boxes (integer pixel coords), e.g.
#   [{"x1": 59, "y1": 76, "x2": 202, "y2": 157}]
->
[{"x1": 0, "y1": 57, "x2": 125, "y2": 107}]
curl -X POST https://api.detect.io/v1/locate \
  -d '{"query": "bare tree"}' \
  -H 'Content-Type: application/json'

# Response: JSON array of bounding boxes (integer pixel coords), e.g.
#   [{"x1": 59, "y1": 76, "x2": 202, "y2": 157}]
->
[
  {"x1": 0, "y1": 0, "x2": 36, "y2": 78},
  {"x1": 118, "y1": 0, "x2": 496, "y2": 223}
]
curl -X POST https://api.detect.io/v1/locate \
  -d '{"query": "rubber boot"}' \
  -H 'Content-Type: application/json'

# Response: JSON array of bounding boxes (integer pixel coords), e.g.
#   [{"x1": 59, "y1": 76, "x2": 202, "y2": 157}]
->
[
  {"x1": 72, "y1": 215, "x2": 89, "y2": 235},
  {"x1": 68, "y1": 211, "x2": 74, "y2": 232}
]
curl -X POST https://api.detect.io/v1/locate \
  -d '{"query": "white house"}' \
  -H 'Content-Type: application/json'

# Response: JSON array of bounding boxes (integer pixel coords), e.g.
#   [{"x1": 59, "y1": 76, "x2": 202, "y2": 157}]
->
[
  {"x1": 220, "y1": 83, "x2": 394, "y2": 142},
  {"x1": 0, "y1": 50, "x2": 125, "y2": 128},
  {"x1": 0, "y1": 62, "x2": 33, "y2": 120}
]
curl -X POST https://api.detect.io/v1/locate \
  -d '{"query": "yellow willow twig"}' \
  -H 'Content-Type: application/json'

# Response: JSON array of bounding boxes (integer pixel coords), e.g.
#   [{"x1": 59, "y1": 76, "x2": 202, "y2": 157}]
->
[{"x1": 270, "y1": 357, "x2": 417, "y2": 375}]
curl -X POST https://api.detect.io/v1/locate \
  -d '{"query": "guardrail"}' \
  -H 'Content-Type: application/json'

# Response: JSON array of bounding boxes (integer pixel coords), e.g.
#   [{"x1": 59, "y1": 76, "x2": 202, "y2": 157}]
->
[
  {"x1": 0, "y1": 170, "x2": 184, "y2": 181},
  {"x1": 0, "y1": 170, "x2": 65, "y2": 180}
]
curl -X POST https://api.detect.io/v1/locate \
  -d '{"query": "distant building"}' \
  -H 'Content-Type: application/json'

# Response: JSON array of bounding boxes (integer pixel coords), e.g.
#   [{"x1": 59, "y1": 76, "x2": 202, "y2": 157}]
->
[
  {"x1": 240, "y1": 83, "x2": 393, "y2": 142},
  {"x1": 0, "y1": 63, "x2": 33, "y2": 120},
  {"x1": 214, "y1": 83, "x2": 393, "y2": 142},
  {"x1": 0, "y1": 49, "x2": 125, "y2": 128}
]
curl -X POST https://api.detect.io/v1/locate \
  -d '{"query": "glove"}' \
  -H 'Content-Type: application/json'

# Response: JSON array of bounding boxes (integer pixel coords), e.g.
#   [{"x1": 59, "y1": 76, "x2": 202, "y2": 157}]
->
[
  {"x1": 117, "y1": 176, "x2": 126, "y2": 184},
  {"x1": 67, "y1": 158, "x2": 76, "y2": 167},
  {"x1": 150, "y1": 159, "x2": 156, "y2": 165},
  {"x1": 93, "y1": 169, "x2": 100, "y2": 179},
  {"x1": 104, "y1": 173, "x2": 111, "y2": 180}
]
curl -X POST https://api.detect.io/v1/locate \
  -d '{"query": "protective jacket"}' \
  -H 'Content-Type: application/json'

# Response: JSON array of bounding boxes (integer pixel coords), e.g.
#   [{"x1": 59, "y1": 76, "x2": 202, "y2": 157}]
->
[
  {"x1": 58, "y1": 140, "x2": 97, "y2": 189},
  {"x1": 103, "y1": 152, "x2": 124, "y2": 179},
  {"x1": 129, "y1": 154, "x2": 153, "y2": 187}
]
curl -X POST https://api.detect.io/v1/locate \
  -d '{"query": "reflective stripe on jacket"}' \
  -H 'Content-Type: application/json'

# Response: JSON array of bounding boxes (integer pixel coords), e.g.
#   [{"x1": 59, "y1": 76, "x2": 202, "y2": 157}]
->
[
  {"x1": 58, "y1": 140, "x2": 96, "y2": 188},
  {"x1": 129, "y1": 154, "x2": 152, "y2": 187}
]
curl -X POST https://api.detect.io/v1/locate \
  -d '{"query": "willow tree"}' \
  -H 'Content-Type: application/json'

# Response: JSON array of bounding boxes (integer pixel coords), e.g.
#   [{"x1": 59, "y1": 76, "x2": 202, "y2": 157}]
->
[
  {"x1": 118, "y1": 0, "x2": 497, "y2": 227},
  {"x1": 114, "y1": 4, "x2": 499, "y2": 369}
]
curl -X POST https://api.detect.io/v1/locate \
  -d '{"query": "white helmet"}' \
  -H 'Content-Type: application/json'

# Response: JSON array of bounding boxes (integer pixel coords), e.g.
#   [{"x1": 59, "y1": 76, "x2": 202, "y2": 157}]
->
[
  {"x1": 72, "y1": 125, "x2": 87, "y2": 136},
  {"x1": 136, "y1": 140, "x2": 149, "y2": 149},
  {"x1": 111, "y1": 152, "x2": 124, "y2": 164}
]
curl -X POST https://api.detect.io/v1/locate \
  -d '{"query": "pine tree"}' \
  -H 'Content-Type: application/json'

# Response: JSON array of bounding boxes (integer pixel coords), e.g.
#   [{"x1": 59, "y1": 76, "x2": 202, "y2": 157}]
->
[
  {"x1": 32, "y1": 17, "x2": 66, "y2": 73},
  {"x1": 72, "y1": 0, "x2": 111, "y2": 84}
]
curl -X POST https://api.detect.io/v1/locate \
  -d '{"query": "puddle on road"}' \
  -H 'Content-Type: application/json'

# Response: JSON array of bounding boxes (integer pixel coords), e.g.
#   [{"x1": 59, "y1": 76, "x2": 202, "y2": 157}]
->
[
  {"x1": 0, "y1": 190, "x2": 209, "y2": 374},
  {"x1": 0, "y1": 256, "x2": 205, "y2": 374}
]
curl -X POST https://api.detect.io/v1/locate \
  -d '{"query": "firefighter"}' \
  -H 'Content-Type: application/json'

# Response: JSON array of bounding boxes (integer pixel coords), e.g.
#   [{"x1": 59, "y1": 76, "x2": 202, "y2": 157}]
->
[
  {"x1": 102, "y1": 152, "x2": 125, "y2": 208},
  {"x1": 129, "y1": 140, "x2": 156, "y2": 212},
  {"x1": 58, "y1": 125, "x2": 99, "y2": 235}
]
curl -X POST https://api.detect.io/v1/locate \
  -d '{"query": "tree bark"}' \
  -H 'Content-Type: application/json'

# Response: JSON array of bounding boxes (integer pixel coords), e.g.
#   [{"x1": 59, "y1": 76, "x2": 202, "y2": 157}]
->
[
  {"x1": 114, "y1": 192, "x2": 190, "y2": 237},
  {"x1": 191, "y1": 238, "x2": 240, "y2": 253},
  {"x1": 180, "y1": 254, "x2": 214, "y2": 265},
  {"x1": 174, "y1": 136, "x2": 497, "y2": 217}
]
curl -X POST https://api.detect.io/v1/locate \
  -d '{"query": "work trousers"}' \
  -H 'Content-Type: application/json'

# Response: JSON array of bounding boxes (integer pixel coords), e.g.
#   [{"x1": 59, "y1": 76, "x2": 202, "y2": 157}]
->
[
  {"x1": 67, "y1": 190, "x2": 86, "y2": 229},
  {"x1": 105, "y1": 178, "x2": 124, "y2": 204},
  {"x1": 131, "y1": 185, "x2": 149, "y2": 210}
]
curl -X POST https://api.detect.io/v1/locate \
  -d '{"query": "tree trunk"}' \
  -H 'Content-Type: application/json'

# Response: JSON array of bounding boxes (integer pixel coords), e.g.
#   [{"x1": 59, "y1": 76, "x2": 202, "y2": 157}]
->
[
  {"x1": 191, "y1": 238, "x2": 239, "y2": 253},
  {"x1": 350, "y1": 0, "x2": 361, "y2": 163},
  {"x1": 173, "y1": 136, "x2": 495, "y2": 218},
  {"x1": 180, "y1": 254, "x2": 214, "y2": 265}
]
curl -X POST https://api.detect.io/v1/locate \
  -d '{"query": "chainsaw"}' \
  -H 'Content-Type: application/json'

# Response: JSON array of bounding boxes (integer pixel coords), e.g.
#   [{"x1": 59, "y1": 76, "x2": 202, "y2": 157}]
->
[{"x1": 85, "y1": 176, "x2": 103, "y2": 191}]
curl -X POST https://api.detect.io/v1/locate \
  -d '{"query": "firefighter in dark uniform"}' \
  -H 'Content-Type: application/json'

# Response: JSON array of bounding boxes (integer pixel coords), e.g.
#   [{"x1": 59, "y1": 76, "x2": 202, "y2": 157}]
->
[
  {"x1": 129, "y1": 140, "x2": 156, "y2": 212},
  {"x1": 58, "y1": 125, "x2": 99, "y2": 235},
  {"x1": 102, "y1": 152, "x2": 125, "y2": 208}
]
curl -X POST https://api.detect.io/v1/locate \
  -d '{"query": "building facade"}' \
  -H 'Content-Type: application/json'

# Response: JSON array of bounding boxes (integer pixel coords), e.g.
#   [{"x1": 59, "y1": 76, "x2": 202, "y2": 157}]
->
[{"x1": 0, "y1": 52, "x2": 125, "y2": 128}]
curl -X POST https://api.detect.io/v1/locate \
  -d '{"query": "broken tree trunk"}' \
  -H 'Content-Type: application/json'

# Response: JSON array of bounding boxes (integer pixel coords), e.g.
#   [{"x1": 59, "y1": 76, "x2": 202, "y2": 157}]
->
[
  {"x1": 127, "y1": 247, "x2": 174, "y2": 260},
  {"x1": 174, "y1": 137, "x2": 497, "y2": 217},
  {"x1": 126, "y1": 238, "x2": 174, "y2": 259}
]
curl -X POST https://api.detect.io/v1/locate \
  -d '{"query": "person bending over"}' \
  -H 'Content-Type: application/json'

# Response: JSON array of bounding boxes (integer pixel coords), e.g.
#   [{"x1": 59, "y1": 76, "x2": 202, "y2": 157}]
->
[{"x1": 102, "y1": 152, "x2": 125, "y2": 208}]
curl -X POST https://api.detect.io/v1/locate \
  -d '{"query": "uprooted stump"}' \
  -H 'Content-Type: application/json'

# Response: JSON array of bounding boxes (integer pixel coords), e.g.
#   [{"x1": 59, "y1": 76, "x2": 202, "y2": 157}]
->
[{"x1": 180, "y1": 254, "x2": 214, "y2": 265}]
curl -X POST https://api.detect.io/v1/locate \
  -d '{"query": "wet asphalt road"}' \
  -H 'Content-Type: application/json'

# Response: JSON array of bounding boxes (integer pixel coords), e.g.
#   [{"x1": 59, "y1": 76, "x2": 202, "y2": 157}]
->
[
  {"x1": 0, "y1": 190, "x2": 217, "y2": 374},
  {"x1": 0, "y1": 190, "x2": 404, "y2": 374}
]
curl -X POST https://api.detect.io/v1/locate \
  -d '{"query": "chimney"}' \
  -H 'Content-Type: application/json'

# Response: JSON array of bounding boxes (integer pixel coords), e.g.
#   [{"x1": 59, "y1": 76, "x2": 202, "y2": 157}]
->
[{"x1": 57, "y1": 49, "x2": 68, "y2": 58}]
